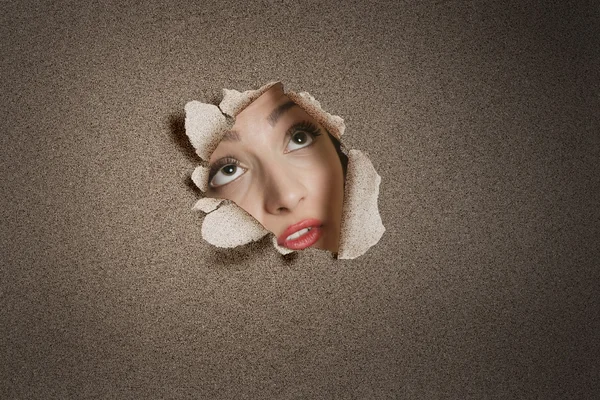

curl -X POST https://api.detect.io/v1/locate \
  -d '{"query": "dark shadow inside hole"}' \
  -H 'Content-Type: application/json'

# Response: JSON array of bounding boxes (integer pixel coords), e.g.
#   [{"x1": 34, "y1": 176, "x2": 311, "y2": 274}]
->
[{"x1": 168, "y1": 111, "x2": 198, "y2": 165}]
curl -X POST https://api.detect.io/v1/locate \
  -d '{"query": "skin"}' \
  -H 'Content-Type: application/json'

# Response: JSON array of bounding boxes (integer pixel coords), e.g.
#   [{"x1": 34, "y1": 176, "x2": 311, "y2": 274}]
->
[{"x1": 205, "y1": 84, "x2": 345, "y2": 253}]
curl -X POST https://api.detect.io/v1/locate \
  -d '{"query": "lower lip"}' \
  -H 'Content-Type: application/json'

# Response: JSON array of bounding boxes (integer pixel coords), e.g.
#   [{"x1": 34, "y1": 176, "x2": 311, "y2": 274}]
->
[{"x1": 281, "y1": 226, "x2": 323, "y2": 250}]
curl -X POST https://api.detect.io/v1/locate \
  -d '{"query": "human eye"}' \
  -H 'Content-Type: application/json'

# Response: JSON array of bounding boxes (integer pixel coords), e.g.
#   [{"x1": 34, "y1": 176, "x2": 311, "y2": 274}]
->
[
  {"x1": 209, "y1": 157, "x2": 247, "y2": 188},
  {"x1": 284, "y1": 121, "x2": 322, "y2": 153}
]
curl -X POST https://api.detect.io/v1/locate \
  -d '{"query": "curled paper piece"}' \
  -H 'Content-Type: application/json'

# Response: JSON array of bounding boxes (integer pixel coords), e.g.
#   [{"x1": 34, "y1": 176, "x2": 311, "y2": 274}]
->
[
  {"x1": 193, "y1": 197, "x2": 291, "y2": 252},
  {"x1": 219, "y1": 81, "x2": 280, "y2": 117},
  {"x1": 192, "y1": 197, "x2": 226, "y2": 213},
  {"x1": 201, "y1": 202, "x2": 269, "y2": 248},
  {"x1": 337, "y1": 150, "x2": 386, "y2": 259},
  {"x1": 272, "y1": 236, "x2": 295, "y2": 255},
  {"x1": 185, "y1": 102, "x2": 232, "y2": 161},
  {"x1": 191, "y1": 165, "x2": 210, "y2": 192}
]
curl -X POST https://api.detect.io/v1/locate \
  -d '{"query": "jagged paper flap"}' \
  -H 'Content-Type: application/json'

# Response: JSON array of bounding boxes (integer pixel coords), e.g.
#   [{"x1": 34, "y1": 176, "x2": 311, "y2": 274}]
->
[
  {"x1": 192, "y1": 197, "x2": 226, "y2": 213},
  {"x1": 185, "y1": 101, "x2": 232, "y2": 161},
  {"x1": 337, "y1": 150, "x2": 385, "y2": 259},
  {"x1": 191, "y1": 165, "x2": 210, "y2": 192},
  {"x1": 219, "y1": 81, "x2": 280, "y2": 117},
  {"x1": 201, "y1": 202, "x2": 269, "y2": 248}
]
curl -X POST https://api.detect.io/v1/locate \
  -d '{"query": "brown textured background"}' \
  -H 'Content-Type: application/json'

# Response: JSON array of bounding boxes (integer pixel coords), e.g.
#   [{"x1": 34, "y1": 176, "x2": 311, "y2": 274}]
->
[{"x1": 2, "y1": 0, "x2": 599, "y2": 398}]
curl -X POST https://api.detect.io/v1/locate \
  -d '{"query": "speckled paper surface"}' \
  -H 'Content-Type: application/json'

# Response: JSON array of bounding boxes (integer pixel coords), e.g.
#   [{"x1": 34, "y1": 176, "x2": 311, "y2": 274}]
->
[{"x1": 2, "y1": 1, "x2": 599, "y2": 398}]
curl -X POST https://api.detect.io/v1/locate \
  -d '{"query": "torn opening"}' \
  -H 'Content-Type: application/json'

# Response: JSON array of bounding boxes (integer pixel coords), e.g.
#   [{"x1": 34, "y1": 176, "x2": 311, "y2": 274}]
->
[{"x1": 184, "y1": 82, "x2": 385, "y2": 259}]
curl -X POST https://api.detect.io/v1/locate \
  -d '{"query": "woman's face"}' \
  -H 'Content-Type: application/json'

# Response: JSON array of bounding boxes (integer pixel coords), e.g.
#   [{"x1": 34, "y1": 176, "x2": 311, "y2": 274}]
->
[{"x1": 206, "y1": 84, "x2": 345, "y2": 253}]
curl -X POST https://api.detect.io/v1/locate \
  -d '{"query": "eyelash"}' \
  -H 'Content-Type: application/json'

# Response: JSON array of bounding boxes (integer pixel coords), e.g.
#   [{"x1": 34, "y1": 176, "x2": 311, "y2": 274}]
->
[
  {"x1": 286, "y1": 121, "x2": 322, "y2": 145},
  {"x1": 208, "y1": 157, "x2": 240, "y2": 184},
  {"x1": 207, "y1": 121, "x2": 322, "y2": 186}
]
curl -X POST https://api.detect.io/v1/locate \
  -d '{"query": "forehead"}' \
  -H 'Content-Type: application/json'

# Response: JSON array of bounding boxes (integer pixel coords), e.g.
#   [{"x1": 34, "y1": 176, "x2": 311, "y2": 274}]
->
[
  {"x1": 209, "y1": 86, "x2": 299, "y2": 161},
  {"x1": 234, "y1": 84, "x2": 290, "y2": 125}
]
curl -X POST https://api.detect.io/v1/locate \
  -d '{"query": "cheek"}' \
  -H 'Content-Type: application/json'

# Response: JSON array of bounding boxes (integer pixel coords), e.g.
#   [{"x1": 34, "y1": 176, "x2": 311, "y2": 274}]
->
[{"x1": 299, "y1": 150, "x2": 343, "y2": 201}]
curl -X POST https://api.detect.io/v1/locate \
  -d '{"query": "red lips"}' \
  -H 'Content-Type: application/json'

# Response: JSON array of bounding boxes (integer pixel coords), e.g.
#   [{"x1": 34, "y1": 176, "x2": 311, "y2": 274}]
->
[{"x1": 277, "y1": 218, "x2": 323, "y2": 250}]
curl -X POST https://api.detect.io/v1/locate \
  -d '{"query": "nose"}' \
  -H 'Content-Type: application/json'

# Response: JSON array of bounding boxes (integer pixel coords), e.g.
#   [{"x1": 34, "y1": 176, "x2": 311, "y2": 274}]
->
[{"x1": 262, "y1": 163, "x2": 307, "y2": 215}]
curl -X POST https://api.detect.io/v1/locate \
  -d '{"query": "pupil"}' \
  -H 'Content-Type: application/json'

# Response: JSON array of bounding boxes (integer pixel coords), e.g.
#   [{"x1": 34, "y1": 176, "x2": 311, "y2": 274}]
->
[
  {"x1": 294, "y1": 132, "x2": 307, "y2": 144},
  {"x1": 223, "y1": 165, "x2": 236, "y2": 175}
]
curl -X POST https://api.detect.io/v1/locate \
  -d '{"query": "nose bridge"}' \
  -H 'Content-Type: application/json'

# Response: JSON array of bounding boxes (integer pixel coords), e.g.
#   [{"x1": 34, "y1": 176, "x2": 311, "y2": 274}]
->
[{"x1": 261, "y1": 158, "x2": 306, "y2": 214}]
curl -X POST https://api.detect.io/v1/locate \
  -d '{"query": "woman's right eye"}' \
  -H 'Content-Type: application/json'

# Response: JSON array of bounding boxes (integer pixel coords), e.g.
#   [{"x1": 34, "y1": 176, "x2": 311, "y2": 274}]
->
[{"x1": 209, "y1": 164, "x2": 247, "y2": 188}]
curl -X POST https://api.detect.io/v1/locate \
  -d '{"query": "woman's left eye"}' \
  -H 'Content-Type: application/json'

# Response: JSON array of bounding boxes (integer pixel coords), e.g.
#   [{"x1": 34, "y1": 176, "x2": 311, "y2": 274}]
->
[{"x1": 285, "y1": 123, "x2": 321, "y2": 153}]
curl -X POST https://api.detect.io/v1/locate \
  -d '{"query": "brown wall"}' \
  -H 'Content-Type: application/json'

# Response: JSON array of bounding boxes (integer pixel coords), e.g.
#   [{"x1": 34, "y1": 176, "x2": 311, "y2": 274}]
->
[{"x1": 2, "y1": 0, "x2": 599, "y2": 398}]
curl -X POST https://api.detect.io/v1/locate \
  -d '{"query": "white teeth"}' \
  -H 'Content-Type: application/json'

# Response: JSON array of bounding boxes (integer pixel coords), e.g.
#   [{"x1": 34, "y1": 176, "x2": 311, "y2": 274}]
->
[{"x1": 286, "y1": 227, "x2": 311, "y2": 241}]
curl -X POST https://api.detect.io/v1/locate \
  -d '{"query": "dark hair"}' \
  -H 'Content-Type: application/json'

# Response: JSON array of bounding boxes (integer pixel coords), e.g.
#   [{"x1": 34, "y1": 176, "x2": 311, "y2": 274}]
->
[{"x1": 326, "y1": 129, "x2": 348, "y2": 178}]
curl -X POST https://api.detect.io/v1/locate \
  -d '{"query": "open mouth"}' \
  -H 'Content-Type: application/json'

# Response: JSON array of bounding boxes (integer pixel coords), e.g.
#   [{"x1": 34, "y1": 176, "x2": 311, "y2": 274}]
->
[{"x1": 277, "y1": 218, "x2": 323, "y2": 250}]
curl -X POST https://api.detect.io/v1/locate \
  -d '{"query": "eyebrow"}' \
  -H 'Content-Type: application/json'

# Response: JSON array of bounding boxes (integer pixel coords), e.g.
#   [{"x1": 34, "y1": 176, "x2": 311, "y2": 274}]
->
[{"x1": 267, "y1": 100, "x2": 297, "y2": 126}]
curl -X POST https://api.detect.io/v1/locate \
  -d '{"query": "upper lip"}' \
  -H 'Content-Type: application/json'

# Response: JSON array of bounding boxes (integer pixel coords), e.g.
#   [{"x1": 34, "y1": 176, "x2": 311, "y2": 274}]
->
[{"x1": 277, "y1": 218, "x2": 323, "y2": 245}]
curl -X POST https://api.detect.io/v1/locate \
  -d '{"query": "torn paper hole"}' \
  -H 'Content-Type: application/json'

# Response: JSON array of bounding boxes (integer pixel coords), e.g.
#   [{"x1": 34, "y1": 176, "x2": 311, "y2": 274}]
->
[{"x1": 185, "y1": 82, "x2": 385, "y2": 259}]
